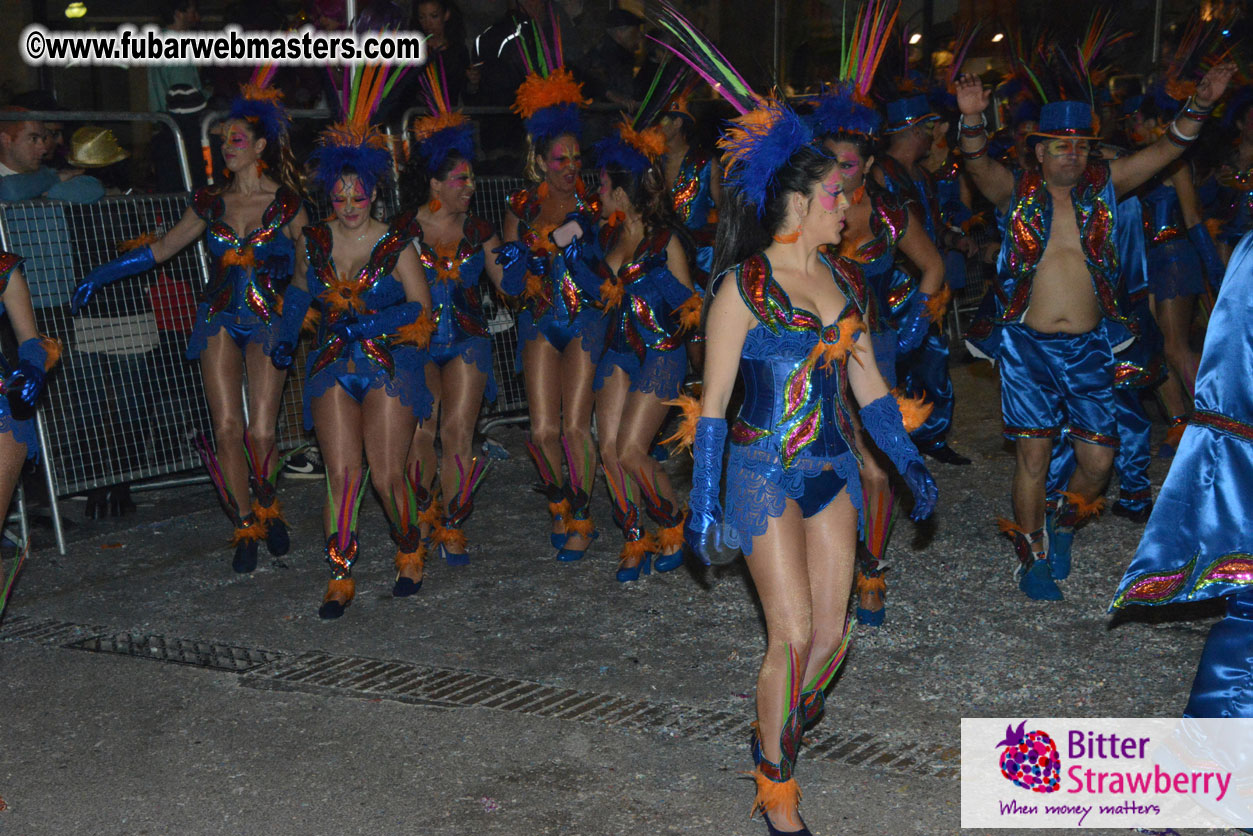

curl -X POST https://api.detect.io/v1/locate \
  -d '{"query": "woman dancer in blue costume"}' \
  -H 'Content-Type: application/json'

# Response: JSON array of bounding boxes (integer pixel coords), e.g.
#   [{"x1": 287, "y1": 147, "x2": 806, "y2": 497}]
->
[
  {"x1": 71, "y1": 69, "x2": 308, "y2": 573},
  {"x1": 497, "y1": 46, "x2": 607, "y2": 561},
  {"x1": 806, "y1": 20, "x2": 946, "y2": 627},
  {"x1": 1125, "y1": 90, "x2": 1227, "y2": 449},
  {"x1": 283, "y1": 66, "x2": 436, "y2": 619},
  {"x1": 0, "y1": 254, "x2": 60, "y2": 518},
  {"x1": 400, "y1": 61, "x2": 505, "y2": 566},
  {"x1": 1111, "y1": 232, "x2": 1253, "y2": 718},
  {"x1": 578, "y1": 118, "x2": 699, "y2": 582},
  {"x1": 652, "y1": 5, "x2": 937, "y2": 832},
  {"x1": 659, "y1": 85, "x2": 720, "y2": 288}
]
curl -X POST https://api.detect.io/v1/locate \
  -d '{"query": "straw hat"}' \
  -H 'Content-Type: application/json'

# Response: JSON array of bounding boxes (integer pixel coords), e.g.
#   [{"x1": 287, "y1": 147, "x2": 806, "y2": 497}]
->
[{"x1": 68, "y1": 126, "x2": 129, "y2": 168}]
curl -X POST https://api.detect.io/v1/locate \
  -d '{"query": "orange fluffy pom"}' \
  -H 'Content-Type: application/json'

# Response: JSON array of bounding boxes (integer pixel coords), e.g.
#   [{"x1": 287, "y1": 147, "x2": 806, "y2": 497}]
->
[
  {"x1": 1060, "y1": 490, "x2": 1105, "y2": 521},
  {"x1": 997, "y1": 517, "x2": 1027, "y2": 538},
  {"x1": 656, "y1": 520, "x2": 686, "y2": 553},
  {"x1": 221, "y1": 246, "x2": 257, "y2": 269},
  {"x1": 118, "y1": 232, "x2": 158, "y2": 254},
  {"x1": 807, "y1": 313, "x2": 866, "y2": 371},
  {"x1": 676, "y1": 295, "x2": 703, "y2": 332},
  {"x1": 38, "y1": 335, "x2": 62, "y2": 371},
  {"x1": 395, "y1": 311, "x2": 436, "y2": 349},
  {"x1": 433, "y1": 525, "x2": 468, "y2": 552},
  {"x1": 231, "y1": 521, "x2": 266, "y2": 545},
  {"x1": 323, "y1": 577, "x2": 356, "y2": 605},
  {"x1": 511, "y1": 68, "x2": 589, "y2": 120},
  {"x1": 301, "y1": 308, "x2": 321, "y2": 335},
  {"x1": 661, "y1": 392, "x2": 703, "y2": 451},
  {"x1": 618, "y1": 120, "x2": 667, "y2": 163},
  {"x1": 394, "y1": 543, "x2": 426, "y2": 575},
  {"x1": 619, "y1": 533, "x2": 657, "y2": 568},
  {"x1": 924, "y1": 285, "x2": 952, "y2": 324},
  {"x1": 548, "y1": 498, "x2": 571, "y2": 521},
  {"x1": 567, "y1": 517, "x2": 594, "y2": 539},
  {"x1": 419, "y1": 499, "x2": 443, "y2": 529},
  {"x1": 600, "y1": 277, "x2": 624, "y2": 309},
  {"x1": 252, "y1": 500, "x2": 284, "y2": 524},
  {"x1": 893, "y1": 390, "x2": 933, "y2": 433},
  {"x1": 750, "y1": 771, "x2": 802, "y2": 818},
  {"x1": 411, "y1": 111, "x2": 471, "y2": 142},
  {"x1": 241, "y1": 82, "x2": 284, "y2": 105},
  {"x1": 524, "y1": 271, "x2": 546, "y2": 301}
]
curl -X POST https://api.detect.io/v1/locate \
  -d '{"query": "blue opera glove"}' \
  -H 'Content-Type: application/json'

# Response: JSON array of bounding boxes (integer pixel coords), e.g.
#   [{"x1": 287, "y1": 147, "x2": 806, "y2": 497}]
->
[
  {"x1": 330, "y1": 302, "x2": 426, "y2": 342},
  {"x1": 71, "y1": 245, "x2": 156, "y2": 314},
  {"x1": 526, "y1": 253, "x2": 550, "y2": 278},
  {"x1": 860, "y1": 394, "x2": 938, "y2": 521},
  {"x1": 270, "y1": 285, "x2": 312, "y2": 370},
  {"x1": 6, "y1": 337, "x2": 54, "y2": 412},
  {"x1": 896, "y1": 291, "x2": 931, "y2": 354},
  {"x1": 557, "y1": 211, "x2": 597, "y2": 263},
  {"x1": 685, "y1": 417, "x2": 727, "y2": 566},
  {"x1": 1188, "y1": 223, "x2": 1227, "y2": 292},
  {"x1": 493, "y1": 242, "x2": 529, "y2": 296}
]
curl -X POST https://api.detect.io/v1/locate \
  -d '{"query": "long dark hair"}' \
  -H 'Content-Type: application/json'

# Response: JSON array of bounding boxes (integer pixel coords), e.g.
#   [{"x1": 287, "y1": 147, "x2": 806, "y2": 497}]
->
[
  {"x1": 603, "y1": 163, "x2": 674, "y2": 235},
  {"x1": 710, "y1": 143, "x2": 837, "y2": 281},
  {"x1": 399, "y1": 148, "x2": 468, "y2": 210}
]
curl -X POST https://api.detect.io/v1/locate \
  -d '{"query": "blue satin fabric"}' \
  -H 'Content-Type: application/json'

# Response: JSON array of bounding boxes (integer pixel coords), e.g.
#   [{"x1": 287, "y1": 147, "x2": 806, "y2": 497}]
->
[
  {"x1": 515, "y1": 307, "x2": 608, "y2": 372},
  {"x1": 1141, "y1": 182, "x2": 1206, "y2": 299},
  {"x1": 1111, "y1": 233, "x2": 1253, "y2": 611},
  {"x1": 1047, "y1": 388, "x2": 1152, "y2": 510},
  {"x1": 999, "y1": 324, "x2": 1117, "y2": 444},
  {"x1": 898, "y1": 328, "x2": 953, "y2": 446},
  {"x1": 1184, "y1": 592, "x2": 1253, "y2": 718},
  {"x1": 428, "y1": 338, "x2": 497, "y2": 404}
]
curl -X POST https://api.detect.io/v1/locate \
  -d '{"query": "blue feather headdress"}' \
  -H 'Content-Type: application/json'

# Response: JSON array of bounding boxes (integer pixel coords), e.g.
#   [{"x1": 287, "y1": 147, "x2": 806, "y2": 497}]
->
[
  {"x1": 310, "y1": 63, "x2": 408, "y2": 196},
  {"x1": 227, "y1": 65, "x2": 290, "y2": 144},
  {"x1": 648, "y1": 1, "x2": 815, "y2": 217},
  {"x1": 413, "y1": 54, "x2": 475, "y2": 173},
  {"x1": 809, "y1": 2, "x2": 897, "y2": 139},
  {"x1": 594, "y1": 58, "x2": 684, "y2": 175},
  {"x1": 510, "y1": 8, "x2": 588, "y2": 144}
]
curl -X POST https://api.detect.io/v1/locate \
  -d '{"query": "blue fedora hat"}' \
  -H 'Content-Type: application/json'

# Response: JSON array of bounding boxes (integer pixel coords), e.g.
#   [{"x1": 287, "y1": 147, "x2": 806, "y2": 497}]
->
[
  {"x1": 1028, "y1": 101, "x2": 1099, "y2": 146},
  {"x1": 884, "y1": 94, "x2": 939, "y2": 133}
]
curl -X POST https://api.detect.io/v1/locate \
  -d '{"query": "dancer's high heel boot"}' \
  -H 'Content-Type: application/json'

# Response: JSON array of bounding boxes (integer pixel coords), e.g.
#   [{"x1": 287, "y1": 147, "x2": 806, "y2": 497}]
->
[
  {"x1": 433, "y1": 456, "x2": 489, "y2": 566},
  {"x1": 245, "y1": 434, "x2": 295, "y2": 557},
  {"x1": 195, "y1": 434, "x2": 262, "y2": 574},
  {"x1": 999, "y1": 519, "x2": 1061, "y2": 600},
  {"x1": 640, "y1": 485, "x2": 685, "y2": 573},
  {"x1": 526, "y1": 437, "x2": 569, "y2": 549},
  {"x1": 389, "y1": 462, "x2": 431, "y2": 596},
  {"x1": 319, "y1": 470, "x2": 368, "y2": 619},
  {"x1": 752, "y1": 646, "x2": 812, "y2": 836}
]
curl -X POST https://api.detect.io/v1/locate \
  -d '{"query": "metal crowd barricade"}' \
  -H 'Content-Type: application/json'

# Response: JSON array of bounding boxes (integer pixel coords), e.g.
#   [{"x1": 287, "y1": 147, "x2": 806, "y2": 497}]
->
[{"x1": 0, "y1": 110, "x2": 208, "y2": 554}]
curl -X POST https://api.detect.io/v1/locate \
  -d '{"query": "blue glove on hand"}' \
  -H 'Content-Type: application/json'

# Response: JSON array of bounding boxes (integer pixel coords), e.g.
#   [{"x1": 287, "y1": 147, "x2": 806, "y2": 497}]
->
[
  {"x1": 559, "y1": 211, "x2": 597, "y2": 264},
  {"x1": 493, "y1": 242, "x2": 529, "y2": 296},
  {"x1": 526, "y1": 253, "x2": 550, "y2": 278},
  {"x1": 1187, "y1": 223, "x2": 1227, "y2": 292},
  {"x1": 71, "y1": 245, "x2": 156, "y2": 314},
  {"x1": 685, "y1": 417, "x2": 731, "y2": 565},
  {"x1": 271, "y1": 341, "x2": 295, "y2": 370},
  {"x1": 896, "y1": 292, "x2": 932, "y2": 354},
  {"x1": 859, "y1": 394, "x2": 938, "y2": 521},
  {"x1": 329, "y1": 302, "x2": 425, "y2": 343},
  {"x1": 5, "y1": 362, "x2": 45, "y2": 412}
]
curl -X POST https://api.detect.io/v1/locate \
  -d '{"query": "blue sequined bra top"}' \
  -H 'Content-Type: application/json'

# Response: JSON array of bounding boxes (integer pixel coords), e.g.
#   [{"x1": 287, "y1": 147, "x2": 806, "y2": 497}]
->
[{"x1": 723, "y1": 252, "x2": 868, "y2": 470}]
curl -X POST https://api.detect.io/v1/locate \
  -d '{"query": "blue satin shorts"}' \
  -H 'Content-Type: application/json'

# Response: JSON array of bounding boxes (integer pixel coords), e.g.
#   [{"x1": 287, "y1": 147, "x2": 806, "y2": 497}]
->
[{"x1": 999, "y1": 323, "x2": 1117, "y2": 447}]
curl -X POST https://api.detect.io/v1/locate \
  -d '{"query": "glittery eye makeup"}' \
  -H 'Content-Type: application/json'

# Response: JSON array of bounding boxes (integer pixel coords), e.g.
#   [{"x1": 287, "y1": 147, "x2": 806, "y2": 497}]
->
[
  {"x1": 1044, "y1": 139, "x2": 1091, "y2": 158},
  {"x1": 819, "y1": 171, "x2": 844, "y2": 212},
  {"x1": 227, "y1": 131, "x2": 248, "y2": 149}
]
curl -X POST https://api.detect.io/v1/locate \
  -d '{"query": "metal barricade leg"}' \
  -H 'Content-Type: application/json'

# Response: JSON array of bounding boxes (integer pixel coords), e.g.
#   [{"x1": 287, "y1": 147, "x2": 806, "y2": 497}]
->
[{"x1": 34, "y1": 411, "x2": 65, "y2": 555}]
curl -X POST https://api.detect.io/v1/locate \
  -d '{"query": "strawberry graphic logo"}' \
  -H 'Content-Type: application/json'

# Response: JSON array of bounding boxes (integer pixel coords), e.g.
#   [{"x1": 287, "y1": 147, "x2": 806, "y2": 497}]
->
[{"x1": 996, "y1": 720, "x2": 1060, "y2": 793}]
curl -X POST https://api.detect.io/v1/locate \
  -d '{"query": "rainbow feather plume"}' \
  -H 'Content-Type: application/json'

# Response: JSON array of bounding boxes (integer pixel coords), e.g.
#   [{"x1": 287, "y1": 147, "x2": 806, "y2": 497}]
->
[
  {"x1": 802, "y1": 613, "x2": 854, "y2": 694},
  {"x1": 327, "y1": 468, "x2": 369, "y2": 553},
  {"x1": 413, "y1": 54, "x2": 475, "y2": 170},
  {"x1": 313, "y1": 62, "x2": 407, "y2": 194},
  {"x1": 195, "y1": 434, "x2": 240, "y2": 523},
  {"x1": 228, "y1": 63, "x2": 290, "y2": 143},
  {"x1": 860, "y1": 480, "x2": 896, "y2": 564}
]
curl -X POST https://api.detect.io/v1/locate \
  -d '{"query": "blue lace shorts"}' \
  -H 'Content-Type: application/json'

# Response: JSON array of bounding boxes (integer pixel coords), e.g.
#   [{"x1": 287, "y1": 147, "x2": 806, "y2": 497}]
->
[{"x1": 593, "y1": 346, "x2": 686, "y2": 399}]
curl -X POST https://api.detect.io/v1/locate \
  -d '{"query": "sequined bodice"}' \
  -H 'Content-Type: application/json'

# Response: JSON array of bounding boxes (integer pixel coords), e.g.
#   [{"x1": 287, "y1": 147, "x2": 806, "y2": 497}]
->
[
  {"x1": 192, "y1": 186, "x2": 300, "y2": 323},
  {"x1": 417, "y1": 214, "x2": 494, "y2": 344},
  {"x1": 0, "y1": 252, "x2": 18, "y2": 351},
  {"x1": 600, "y1": 226, "x2": 686, "y2": 357},
  {"x1": 669, "y1": 150, "x2": 715, "y2": 229},
  {"x1": 724, "y1": 253, "x2": 867, "y2": 469},
  {"x1": 1141, "y1": 180, "x2": 1186, "y2": 245},
  {"x1": 507, "y1": 186, "x2": 601, "y2": 321},
  {"x1": 839, "y1": 190, "x2": 910, "y2": 321}
]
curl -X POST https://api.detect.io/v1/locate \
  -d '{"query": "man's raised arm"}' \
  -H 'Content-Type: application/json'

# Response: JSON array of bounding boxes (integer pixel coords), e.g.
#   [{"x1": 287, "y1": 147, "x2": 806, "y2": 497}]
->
[
  {"x1": 955, "y1": 74, "x2": 1015, "y2": 212},
  {"x1": 1112, "y1": 62, "x2": 1236, "y2": 197}
]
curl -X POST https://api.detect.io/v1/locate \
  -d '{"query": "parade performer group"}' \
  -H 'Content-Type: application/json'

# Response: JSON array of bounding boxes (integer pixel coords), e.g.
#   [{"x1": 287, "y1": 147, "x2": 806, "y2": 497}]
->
[{"x1": 0, "y1": 4, "x2": 1247, "y2": 833}]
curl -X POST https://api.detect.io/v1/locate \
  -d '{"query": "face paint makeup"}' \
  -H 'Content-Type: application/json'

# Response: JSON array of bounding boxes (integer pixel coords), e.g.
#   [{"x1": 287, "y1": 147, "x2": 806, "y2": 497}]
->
[
  {"x1": 1044, "y1": 138, "x2": 1091, "y2": 158},
  {"x1": 819, "y1": 170, "x2": 845, "y2": 212}
]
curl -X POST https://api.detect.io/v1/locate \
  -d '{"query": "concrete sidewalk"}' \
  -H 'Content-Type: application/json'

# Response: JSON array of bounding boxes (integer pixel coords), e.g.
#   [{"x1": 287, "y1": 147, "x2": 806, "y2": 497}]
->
[{"x1": 0, "y1": 362, "x2": 1243, "y2": 835}]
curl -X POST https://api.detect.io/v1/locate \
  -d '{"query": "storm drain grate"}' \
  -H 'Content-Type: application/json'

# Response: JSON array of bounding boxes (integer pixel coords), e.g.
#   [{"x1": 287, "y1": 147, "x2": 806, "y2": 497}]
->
[
  {"x1": 0, "y1": 615, "x2": 104, "y2": 646},
  {"x1": 244, "y1": 651, "x2": 958, "y2": 779},
  {"x1": 65, "y1": 632, "x2": 285, "y2": 673}
]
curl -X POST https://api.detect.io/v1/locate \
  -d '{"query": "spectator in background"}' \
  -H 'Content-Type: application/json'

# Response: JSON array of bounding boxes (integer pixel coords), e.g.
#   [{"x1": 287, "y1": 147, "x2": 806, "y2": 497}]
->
[
  {"x1": 584, "y1": 8, "x2": 645, "y2": 110},
  {"x1": 416, "y1": 0, "x2": 471, "y2": 105},
  {"x1": 148, "y1": 0, "x2": 204, "y2": 114},
  {"x1": 0, "y1": 110, "x2": 104, "y2": 204},
  {"x1": 10, "y1": 91, "x2": 69, "y2": 170},
  {"x1": 149, "y1": 0, "x2": 207, "y2": 192}
]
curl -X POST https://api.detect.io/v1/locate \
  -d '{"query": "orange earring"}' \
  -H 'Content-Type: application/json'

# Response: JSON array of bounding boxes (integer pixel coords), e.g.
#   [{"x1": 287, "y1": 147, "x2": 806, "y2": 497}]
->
[
  {"x1": 853, "y1": 185, "x2": 866, "y2": 204},
  {"x1": 428, "y1": 198, "x2": 442, "y2": 213},
  {"x1": 537, "y1": 182, "x2": 550, "y2": 200},
  {"x1": 255, "y1": 159, "x2": 267, "y2": 178},
  {"x1": 607, "y1": 210, "x2": 625, "y2": 228},
  {"x1": 772, "y1": 228, "x2": 801, "y2": 243}
]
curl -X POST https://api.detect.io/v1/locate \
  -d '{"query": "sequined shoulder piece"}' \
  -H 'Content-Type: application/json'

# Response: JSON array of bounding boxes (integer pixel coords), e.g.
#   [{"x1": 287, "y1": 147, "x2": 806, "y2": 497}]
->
[
  {"x1": 464, "y1": 215, "x2": 495, "y2": 249},
  {"x1": 642, "y1": 226, "x2": 673, "y2": 258},
  {"x1": 507, "y1": 188, "x2": 540, "y2": 223},
  {"x1": 304, "y1": 222, "x2": 333, "y2": 270},
  {"x1": 376, "y1": 212, "x2": 420, "y2": 266},
  {"x1": 735, "y1": 253, "x2": 791, "y2": 332},
  {"x1": 0, "y1": 251, "x2": 22, "y2": 284},
  {"x1": 1013, "y1": 168, "x2": 1044, "y2": 202},
  {"x1": 389, "y1": 210, "x2": 421, "y2": 245},
  {"x1": 191, "y1": 188, "x2": 223, "y2": 222},
  {"x1": 871, "y1": 189, "x2": 910, "y2": 247},
  {"x1": 264, "y1": 186, "x2": 303, "y2": 230}
]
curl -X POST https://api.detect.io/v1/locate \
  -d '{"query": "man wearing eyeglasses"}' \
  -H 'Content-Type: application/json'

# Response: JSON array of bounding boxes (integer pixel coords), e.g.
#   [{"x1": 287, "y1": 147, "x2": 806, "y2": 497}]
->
[{"x1": 953, "y1": 63, "x2": 1235, "y2": 602}]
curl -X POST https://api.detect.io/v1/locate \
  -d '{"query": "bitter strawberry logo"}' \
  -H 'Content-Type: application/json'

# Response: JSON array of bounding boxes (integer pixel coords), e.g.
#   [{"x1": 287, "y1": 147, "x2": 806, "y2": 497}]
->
[{"x1": 996, "y1": 720, "x2": 1061, "y2": 793}]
